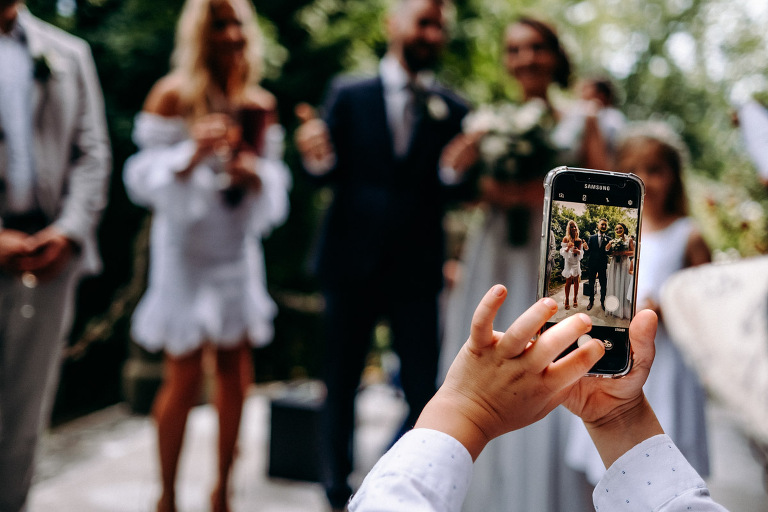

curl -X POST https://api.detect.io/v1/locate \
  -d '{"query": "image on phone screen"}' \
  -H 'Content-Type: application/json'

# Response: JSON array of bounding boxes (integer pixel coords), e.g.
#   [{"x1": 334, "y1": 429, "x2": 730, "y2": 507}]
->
[{"x1": 540, "y1": 168, "x2": 643, "y2": 375}]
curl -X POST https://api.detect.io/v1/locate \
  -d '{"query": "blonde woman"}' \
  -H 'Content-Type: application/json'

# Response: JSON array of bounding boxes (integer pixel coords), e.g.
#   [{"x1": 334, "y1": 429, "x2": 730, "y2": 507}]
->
[
  {"x1": 123, "y1": 1, "x2": 290, "y2": 511},
  {"x1": 559, "y1": 219, "x2": 583, "y2": 310}
]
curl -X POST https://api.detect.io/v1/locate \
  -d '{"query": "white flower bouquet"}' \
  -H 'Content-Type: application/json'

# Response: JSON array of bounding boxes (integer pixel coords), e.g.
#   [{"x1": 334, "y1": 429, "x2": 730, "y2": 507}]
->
[{"x1": 463, "y1": 98, "x2": 557, "y2": 182}]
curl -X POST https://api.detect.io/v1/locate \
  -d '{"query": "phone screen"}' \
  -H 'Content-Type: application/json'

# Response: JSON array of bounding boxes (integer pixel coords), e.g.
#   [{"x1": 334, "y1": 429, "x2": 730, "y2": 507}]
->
[{"x1": 539, "y1": 167, "x2": 644, "y2": 376}]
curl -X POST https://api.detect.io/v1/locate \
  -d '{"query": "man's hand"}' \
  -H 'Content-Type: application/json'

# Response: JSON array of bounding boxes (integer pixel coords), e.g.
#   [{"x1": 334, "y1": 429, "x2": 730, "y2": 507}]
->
[
  {"x1": 416, "y1": 285, "x2": 605, "y2": 459},
  {"x1": 16, "y1": 226, "x2": 75, "y2": 281},
  {"x1": 440, "y1": 132, "x2": 482, "y2": 175},
  {"x1": 0, "y1": 229, "x2": 33, "y2": 273}
]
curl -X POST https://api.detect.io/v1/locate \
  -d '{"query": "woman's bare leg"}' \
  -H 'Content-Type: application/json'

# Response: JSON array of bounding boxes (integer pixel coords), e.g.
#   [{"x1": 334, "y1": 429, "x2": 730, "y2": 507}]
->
[
  {"x1": 573, "y1": 277, "x2": 579, "y2": 307},
  {"x1": 153, "y1": 349, "x2": 204, "y2": 512},
  {"x1": 211, "y1": 343, "x2": 249, "y2": 512},
  {"x1": 564, "y1": 277, "x2": 572, "y2": 308}
]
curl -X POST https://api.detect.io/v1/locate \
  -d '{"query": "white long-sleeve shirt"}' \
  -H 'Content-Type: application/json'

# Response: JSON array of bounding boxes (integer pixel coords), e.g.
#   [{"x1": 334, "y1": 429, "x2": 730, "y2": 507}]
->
[{"x1": 349, "y1": 429, "x2": 728, "y2": 512}]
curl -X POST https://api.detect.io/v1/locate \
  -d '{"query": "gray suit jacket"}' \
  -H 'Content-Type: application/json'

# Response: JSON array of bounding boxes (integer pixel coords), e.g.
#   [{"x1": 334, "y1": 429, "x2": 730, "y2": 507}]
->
[{"x1": 0, "y1": 8, "x2": 111, "y2": 276}]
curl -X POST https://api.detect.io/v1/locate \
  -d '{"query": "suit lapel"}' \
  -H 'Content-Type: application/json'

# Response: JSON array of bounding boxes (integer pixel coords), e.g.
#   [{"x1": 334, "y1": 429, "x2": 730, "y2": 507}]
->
[{"x1": 21, "y1": 14, "x2": 49, "y2": 131}]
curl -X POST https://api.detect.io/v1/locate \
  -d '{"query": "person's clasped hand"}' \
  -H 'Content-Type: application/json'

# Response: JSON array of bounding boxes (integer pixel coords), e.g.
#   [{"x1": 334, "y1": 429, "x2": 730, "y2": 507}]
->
[
  {"x1": 0, "y1": 227, "x2": 75, "y2": 281},
  {"x1": 416, "y1": 284, "x2": 606, "y2": 459}
]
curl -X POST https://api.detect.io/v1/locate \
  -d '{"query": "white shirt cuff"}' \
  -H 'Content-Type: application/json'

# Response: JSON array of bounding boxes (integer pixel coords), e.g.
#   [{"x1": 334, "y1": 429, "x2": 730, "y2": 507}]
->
[
  {"x1": 348, "y1": 428, "x2": 473, "y2": 512},
  {"x1": 594, "y1": 434, "x2": 718, "y2": 511}
]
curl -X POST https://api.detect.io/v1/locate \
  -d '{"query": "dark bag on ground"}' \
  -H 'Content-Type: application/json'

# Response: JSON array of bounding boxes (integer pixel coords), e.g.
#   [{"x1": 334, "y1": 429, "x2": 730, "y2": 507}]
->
[
  {"x1": 582, "y1": 281, "x2": 593, "y2": 297},
  {"x1": 268, "y1": 382, "x2": 324, "y2": 482}
]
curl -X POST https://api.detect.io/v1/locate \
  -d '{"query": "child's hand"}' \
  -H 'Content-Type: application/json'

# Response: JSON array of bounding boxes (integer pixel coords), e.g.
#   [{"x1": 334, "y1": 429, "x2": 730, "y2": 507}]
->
[{"x1": 416, "y1": 285, "x2": 605, "y2": 459}]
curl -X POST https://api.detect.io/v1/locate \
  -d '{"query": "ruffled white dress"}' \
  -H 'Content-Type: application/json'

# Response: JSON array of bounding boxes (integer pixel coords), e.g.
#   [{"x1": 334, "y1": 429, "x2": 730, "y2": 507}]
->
[
  {"x1": 123, "y1": 113, "x2": 291, "y2": 356},
  {"x1": 566, "y1": 217, "x2": 710, "y2": 484},
  {"x1": 560, "y1": 240, "x2": 583, "y2": 278},
  {"x1": 605, "y1": 237, "x2": 633, "y2": 319}
]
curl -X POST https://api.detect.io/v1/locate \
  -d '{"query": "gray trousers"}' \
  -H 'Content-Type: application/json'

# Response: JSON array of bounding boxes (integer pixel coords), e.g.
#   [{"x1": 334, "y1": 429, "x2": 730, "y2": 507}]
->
[{"x1": 0, "y1": 262, "x2": 80, "y2": 512}]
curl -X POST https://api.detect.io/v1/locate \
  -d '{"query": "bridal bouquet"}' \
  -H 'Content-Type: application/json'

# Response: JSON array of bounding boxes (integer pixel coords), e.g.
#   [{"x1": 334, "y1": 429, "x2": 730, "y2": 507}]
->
[
  {"x1": 463, "y1": 98, "x2": 557, "y2": 182},
  {"x1": 610, "y1": 236, "x2": 629, "y2": 262}
]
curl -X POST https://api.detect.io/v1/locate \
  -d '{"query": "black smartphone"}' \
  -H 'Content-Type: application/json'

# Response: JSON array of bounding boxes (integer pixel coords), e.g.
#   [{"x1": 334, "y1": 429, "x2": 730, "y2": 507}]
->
[{"x1": 538, "y1": 166, "x2": 644, "y2": 377}]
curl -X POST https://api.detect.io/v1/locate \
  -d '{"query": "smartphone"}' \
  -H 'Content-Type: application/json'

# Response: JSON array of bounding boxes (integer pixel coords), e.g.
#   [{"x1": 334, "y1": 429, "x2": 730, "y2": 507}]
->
[{"x1": 538, "y1": 166, "x2": 644, "y2": 377}]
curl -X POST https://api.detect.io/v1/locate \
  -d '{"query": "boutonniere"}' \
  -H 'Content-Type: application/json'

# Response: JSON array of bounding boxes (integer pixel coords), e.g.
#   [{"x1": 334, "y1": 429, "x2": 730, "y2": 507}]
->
[
  {"x1": 32, "y1": 54, "x2": 54, "y2": 83},
  {"x1": 426, "y1": 94, "x2": 449, "y2": 121}
]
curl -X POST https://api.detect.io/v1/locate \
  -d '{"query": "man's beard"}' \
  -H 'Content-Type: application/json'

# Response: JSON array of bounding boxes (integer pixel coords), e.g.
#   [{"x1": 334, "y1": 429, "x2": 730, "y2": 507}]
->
[{"x1": 402, "y1": 43, "x2": 440, "y2": 73}]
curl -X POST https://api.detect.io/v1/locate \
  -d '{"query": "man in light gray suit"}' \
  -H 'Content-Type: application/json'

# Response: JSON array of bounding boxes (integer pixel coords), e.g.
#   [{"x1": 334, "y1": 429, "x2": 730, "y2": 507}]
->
[{"x1": 0, "y1": 1, "x2": 110, "y2": 509}]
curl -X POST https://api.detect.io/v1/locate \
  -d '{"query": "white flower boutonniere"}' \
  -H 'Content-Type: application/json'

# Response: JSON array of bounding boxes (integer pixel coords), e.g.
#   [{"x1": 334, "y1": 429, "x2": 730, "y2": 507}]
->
[{"x1": 426, "y1": 94, "x2": 449, "y2": 121}]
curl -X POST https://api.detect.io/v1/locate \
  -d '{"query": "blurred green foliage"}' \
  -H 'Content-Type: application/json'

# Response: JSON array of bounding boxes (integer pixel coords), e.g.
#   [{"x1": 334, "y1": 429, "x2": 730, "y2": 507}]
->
[{"x1": 25, "y1": 0, "x2": 768, "y2": 415}]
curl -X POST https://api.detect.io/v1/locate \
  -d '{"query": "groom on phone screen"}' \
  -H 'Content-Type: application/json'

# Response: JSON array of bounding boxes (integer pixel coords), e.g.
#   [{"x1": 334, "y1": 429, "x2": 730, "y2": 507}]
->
[
  {"x1": 295, "y1": 0, "x2": 469, "y2": 509},
  {"x1": 585, "y1": 218, "x2": 611, "y2": 311}
]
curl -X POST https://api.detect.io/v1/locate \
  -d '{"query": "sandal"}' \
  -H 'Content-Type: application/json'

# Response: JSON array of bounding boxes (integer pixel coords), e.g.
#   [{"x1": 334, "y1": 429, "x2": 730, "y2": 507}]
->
[
  {"x1": 573, "y1": 300, "x2": 578, "y2": 308},
  {"x1": 564, "y1": 302, "x2": 570, "y2": 310}
]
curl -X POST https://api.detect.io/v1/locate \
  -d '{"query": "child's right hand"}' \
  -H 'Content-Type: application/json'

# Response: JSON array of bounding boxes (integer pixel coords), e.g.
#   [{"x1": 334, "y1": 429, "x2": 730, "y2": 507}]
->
[{"x1": 415, "y1": 286, "x2": 605, "y2": 460}]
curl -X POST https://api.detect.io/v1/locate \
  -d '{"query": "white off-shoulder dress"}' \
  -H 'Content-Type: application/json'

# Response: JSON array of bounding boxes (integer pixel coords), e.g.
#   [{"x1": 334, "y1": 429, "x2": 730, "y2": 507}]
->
[{"x1": 123, "y1": 113, "x2": 291, "y2": 356}]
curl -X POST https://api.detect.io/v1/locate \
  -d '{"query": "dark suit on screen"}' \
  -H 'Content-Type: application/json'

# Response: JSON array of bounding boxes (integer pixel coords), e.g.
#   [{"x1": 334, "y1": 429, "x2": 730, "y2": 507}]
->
[{"x1": 586, "y1": 232, "x2": 611, "y2": 306}]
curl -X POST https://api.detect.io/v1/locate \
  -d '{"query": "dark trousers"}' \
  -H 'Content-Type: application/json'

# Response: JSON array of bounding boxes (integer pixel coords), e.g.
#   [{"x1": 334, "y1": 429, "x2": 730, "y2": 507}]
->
[
  {"x1": 588, "y1": 265, "x2": 608, "y2": 304},
  {"x1": 320, "y1": 287, "x2": 439, "y2": 507}
]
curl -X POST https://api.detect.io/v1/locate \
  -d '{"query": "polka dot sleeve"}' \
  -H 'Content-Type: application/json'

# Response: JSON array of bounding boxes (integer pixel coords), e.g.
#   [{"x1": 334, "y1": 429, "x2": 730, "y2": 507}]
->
[
  {"x1": 594, "y1": 434, "x2": 730, "y2": 511},
  {"x1": 348, "y1": 428, "x2": 474, "y2": 512}
]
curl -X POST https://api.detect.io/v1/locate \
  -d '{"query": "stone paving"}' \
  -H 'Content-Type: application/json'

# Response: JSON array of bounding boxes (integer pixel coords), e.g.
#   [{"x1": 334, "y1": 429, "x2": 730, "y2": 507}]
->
[{"x1": 28, "y1": 382, "x2": 768, "y2": 512}]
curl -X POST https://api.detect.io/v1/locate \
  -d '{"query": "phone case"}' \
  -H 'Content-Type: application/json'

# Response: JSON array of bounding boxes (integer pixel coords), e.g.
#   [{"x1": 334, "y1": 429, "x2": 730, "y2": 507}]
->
[{"x1": 538, "y1": 166, "x2": 645, "y2": 377}]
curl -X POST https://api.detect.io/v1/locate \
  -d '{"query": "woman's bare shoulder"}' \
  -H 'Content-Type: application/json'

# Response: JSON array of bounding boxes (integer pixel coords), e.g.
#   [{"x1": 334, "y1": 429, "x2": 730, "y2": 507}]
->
[{"x1": 143, "y1": 74, "x2": 185, "y2": 117}]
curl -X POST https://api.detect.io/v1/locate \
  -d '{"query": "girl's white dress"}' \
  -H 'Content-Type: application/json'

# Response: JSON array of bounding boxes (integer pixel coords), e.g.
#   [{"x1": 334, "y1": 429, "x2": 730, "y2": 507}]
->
[
  {"x1": 605, "y1": 236, "x2": 633, "y2": 319},
  {"x1": 560, "y1": 240, "x2": 583, "y2": 278},
  {"x1": 566, "y1": 217, "x2": 710, "y2": 484},
  {"x1": 123, "y1": 113, "x2": 291, "y2": 356}
]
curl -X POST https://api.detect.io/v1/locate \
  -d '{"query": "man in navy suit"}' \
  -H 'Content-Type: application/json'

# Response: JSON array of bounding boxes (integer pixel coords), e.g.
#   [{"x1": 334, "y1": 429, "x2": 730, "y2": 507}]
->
[
  {"x1": 584, "y1": 218, "x2": 611, "y2": 311},
  {"x1": 295, "y1": 0, "x2": 469, "y2": 508}
]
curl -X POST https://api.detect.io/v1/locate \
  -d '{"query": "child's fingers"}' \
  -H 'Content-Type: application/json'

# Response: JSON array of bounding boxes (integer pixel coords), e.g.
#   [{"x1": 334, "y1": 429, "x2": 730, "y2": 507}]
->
[
  {"x1": 467, "y1": 285, "x2": 507, "y2": 350},
  {"x1": 524, "y1": 313, "x2": 592, "y2": 372},
  {"x1": 495, "y1": 298, "x2": 558, "y2": 359},
  {"x1": 546, "y1": 337, "x2": 605, "y2": 389}
]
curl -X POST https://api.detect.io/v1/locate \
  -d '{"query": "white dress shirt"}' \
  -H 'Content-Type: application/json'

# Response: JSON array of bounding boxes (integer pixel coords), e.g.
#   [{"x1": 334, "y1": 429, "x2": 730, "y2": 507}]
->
[
  {"x1": 0, "y1": 17, "x2": 36, "y2": 213},
  {"x1": 349, "y1": 429, "x2": 729, "y2": 512}
]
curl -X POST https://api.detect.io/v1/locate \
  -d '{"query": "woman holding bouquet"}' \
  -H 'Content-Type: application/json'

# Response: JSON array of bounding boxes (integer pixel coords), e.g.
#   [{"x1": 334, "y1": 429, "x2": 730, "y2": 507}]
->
[
  {"x1": 604, "y1": 222, "x2": 634, "y2": 319},
  {"x1": 123, "y1": 1, "x2": 291, "y2": 510},
  {"x1": 439, "y1": 16, "x2": 600, "y2": 512}
]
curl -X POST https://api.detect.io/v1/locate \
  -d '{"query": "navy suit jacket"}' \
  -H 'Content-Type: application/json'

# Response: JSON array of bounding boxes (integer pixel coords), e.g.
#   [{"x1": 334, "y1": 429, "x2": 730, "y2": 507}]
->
[
  {"x1": 586, "y1": 233, "x2": 611, "y2": 272},
  {"x1": 307, "y1": 75, "x2": 469, "y2": 293}
]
